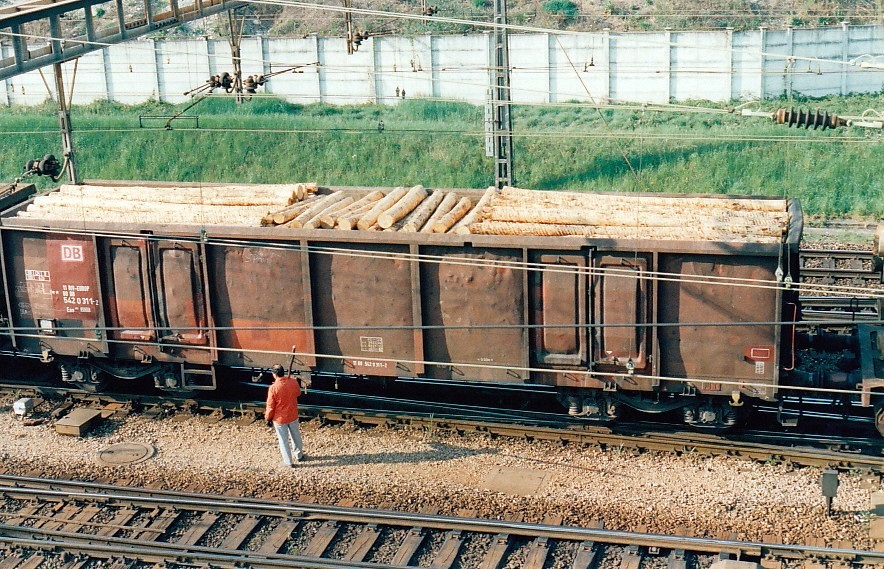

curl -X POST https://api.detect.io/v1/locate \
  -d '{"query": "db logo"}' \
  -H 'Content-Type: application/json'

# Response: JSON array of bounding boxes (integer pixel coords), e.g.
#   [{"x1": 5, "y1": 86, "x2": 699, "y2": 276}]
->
[{"x1": 61, "y1": 245, "x2": 84, "y2": 262}]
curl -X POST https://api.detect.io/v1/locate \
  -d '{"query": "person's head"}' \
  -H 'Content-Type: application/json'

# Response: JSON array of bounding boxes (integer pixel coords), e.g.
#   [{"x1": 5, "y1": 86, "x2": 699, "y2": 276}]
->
[{"x1": 271, "y1": 364, "x2": 285, "y2": 378}]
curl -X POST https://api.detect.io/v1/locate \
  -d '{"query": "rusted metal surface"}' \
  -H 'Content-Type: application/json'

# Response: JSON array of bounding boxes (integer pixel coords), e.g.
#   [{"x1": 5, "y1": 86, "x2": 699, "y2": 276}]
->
[
  {"x1": 530, "y1": 252, "x2": 588, "y2": 368},
  {"x1": 206, "y1": 243, "x2": 314, "y2": 370},
  {"x1": 421, "y1": 246, "x2": 526, "y2": 382},
  {"x1": 311, "y1": 242, "x2": 418, "y2": 376},
  {"x1": 592, "y1": 254, "x2": 651, "y2": 376},
  {"x1": 658, "y1": 255, "x2": 781, "y2": 399},
  {"x1": 100, "y1": 238, "x2": 155, "y2": 363},
  {"x1": 5, "y1": 231, "x2": 102, "y2": 356}
]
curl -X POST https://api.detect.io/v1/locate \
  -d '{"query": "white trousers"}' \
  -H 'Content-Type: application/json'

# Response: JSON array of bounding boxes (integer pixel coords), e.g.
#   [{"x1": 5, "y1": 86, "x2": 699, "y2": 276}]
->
[{"x1": 274, "y1": 420, "x2": 303, "y2": 466}]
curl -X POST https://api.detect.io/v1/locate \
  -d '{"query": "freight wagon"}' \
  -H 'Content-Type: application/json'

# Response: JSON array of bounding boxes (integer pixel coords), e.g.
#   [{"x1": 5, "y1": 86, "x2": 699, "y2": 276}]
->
[{"x1": 0, "y1": 181, "x2": 881, "y2": 432}]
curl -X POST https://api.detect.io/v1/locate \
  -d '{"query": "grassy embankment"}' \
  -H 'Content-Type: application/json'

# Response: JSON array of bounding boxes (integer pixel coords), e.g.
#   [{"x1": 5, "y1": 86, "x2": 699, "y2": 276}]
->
[{"x1": 0, "y1": 93, "x2": 880, "y2": 218}]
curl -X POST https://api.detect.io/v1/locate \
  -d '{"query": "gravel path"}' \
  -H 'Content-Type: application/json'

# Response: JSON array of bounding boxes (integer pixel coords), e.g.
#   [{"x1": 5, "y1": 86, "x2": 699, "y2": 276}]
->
[{"x1": 0, "y1": 405, "x2": 875, "y2": 549}]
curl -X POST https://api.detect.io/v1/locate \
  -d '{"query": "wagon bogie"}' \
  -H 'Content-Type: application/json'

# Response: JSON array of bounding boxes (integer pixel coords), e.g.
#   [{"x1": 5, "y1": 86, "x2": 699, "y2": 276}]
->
[{"x1": 58, "y1": 358, "x2": 107, "y2": 392}]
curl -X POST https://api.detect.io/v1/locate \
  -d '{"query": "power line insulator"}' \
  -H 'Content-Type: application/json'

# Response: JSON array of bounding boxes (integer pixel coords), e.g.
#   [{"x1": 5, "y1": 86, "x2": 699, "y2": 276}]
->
[
  {"x1": 774, "y1": 107, "x2": 847, "y2": 130},
  {"x1": 244, "y1": 75, "x2": 267, "y2": 94},
  {"x1": 219, "y1": 71, "x2": 234, "y2": 92}
]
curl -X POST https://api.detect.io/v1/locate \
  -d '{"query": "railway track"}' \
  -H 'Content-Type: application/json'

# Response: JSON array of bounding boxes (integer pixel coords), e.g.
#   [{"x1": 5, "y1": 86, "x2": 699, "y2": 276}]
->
[
  {"x1": 0, "y1": 475, "x2": 880, "y2": 568},
  {"x1": 799, "y1": 296, "x2": 880, "y2": 323},
  {"x1": 4, "y1": 383, "x2": 884, "y2": 474},
  {"x1": 800, "y1": 248, "x2": 882, "y2": 285}
]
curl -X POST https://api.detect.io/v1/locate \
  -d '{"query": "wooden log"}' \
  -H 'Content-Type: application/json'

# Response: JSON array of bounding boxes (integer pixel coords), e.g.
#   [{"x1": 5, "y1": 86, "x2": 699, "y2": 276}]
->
[
  {"x1": 453, "y1": 187, "x2": 496, "y2": 234},
  {"x1": 377, "y1": 185, "x2": 428, "y2": 229},
  {"x1": 57, "y1": 184, "x2": 298, "y2": 205},
  {"x1": 321, "y1": 191, "x2": 384, "y2": 228},
  {"x1": 468, "y1": 220, "x2": 782, "y2": 242},
  {"x1": 357, "y1": 187, "x2": 409, "y2": 230},
  {"x1": 287, "y1": 192, "x2": 346, "y2": 228},
  {"x1": 400, "y1": 191, "x2": 445, "y2": 233},
  {"x1": 432, "y1": 197, "x2": 472, "y2": 233},
  {"x1": 419, "y1": 192, "x2": 458, "y2": 233},
  {"x1": 27, "y1": 199, "x2": 270, "y2": 219},
  {"x1": 335, "y1": 203, "x2": 378, "y2": 230},
  {"x1": 270, "y1": 195, "x2": 325, "y2": 225},
  {"x1": 485, "y1": 204, "x2": 787, "y2": 233},
  {"x1": 496, "y1": 186, "x2": 787, "y2": 213},
  {"x1": 302, "y1": 196, "x2": 355, "y2": 229},
  {"x1": 24, "y1": 204, "x2": 267, "y2": 226}
]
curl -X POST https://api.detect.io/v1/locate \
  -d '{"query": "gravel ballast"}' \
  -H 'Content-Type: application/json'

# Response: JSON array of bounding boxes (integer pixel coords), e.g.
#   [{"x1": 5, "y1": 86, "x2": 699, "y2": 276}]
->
[{"x1": 0, "y1": 405, "x2": 875, "y2": 549}]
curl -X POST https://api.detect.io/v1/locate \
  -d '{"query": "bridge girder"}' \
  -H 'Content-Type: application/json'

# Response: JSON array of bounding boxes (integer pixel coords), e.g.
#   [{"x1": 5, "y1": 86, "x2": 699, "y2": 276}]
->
[{"x1": 0, "y1": 0, "x2": 246, "y2": 82}]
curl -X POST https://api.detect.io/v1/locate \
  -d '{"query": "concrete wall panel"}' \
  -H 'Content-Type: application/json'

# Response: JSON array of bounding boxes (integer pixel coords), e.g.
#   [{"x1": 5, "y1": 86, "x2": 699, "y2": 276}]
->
[
  {"x1": 0, "y1": 26, "x2": 880, "y2": 108},
  {"x1": 433, "y1": 34, "x2": 488, "y2": 104},
  {"x1": 671, "y1": 32, "x2": 731, "y2": 102},
  {"x1": 510, "y1": 34, "x2": 551, "y2": 103},
  {"x1": 609, "y1": 33, "x2": 669, "y2": 104}
]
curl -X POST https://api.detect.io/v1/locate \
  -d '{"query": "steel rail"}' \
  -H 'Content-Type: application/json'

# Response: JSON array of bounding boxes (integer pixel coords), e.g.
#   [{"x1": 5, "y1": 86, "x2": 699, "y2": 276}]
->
[{"x1": 1, "y1": 477, "x2": 882, "y2": 564}]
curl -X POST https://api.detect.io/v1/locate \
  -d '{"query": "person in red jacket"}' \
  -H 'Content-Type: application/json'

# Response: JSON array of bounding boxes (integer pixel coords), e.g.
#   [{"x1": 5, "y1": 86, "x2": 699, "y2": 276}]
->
[{"x1": 265, "y1": 365, "x2": 305, "y2": 467}]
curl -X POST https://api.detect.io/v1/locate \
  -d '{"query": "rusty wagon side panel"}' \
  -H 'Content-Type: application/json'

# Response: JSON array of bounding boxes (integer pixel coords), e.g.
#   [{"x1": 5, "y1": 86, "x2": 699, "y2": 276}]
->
[
  {"x1": 421, "y1": 246, "x2": 527, "y2": 382},
  {"x1": 309, "y1": 241, "x2": 420, "y2": 377},
  {"x1": 98, "y1": 236, "x2": 212, "y2": 367},
  {"x1": 657, "y1": 253, "x2": 782, "y2": 400},
  {"x1": 205, "y1": 242, "x2": 315, "y2": 371}
]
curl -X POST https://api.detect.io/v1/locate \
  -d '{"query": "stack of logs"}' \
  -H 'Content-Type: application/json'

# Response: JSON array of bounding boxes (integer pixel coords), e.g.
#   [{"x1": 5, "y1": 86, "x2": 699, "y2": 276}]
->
[
  {"x1": 17, "y1": 183, "x2": 317, "y2": 226},
  {"x1": 16, "y1": 183, "x2": 790, "y2": 242},
  {"x1": 467, "y1": 186, "x2": 790, "y2": 243},
  {"x1": 260, "y1": 185, "x2": 494, "y2": 234}
]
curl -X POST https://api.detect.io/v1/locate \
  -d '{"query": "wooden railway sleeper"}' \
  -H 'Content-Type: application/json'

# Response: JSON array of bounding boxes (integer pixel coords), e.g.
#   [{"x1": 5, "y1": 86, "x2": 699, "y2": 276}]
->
[
  {"x1": 343, "y1": 523, "x2": 380, "y2": 562},
  {"x1": 621, "y1": 544, "x2": 643, "y2": 569},
  {"x1": 572, "y1": 540, "x2": 597, "y2": 569},
  {"x1": 391, "y1": 527, "x2": 425, "y2": 566},
  {"x1": 522, "y1": 535, "x2": 550, "y2": 569},
  {"x1": 431, "y1": 529, "x2": 463, "y2": 569},
  {"x1": 479, "y1": 532, "x2": 511, "y2": 569},
  {"x1": 301, "y1": 519, "x2": 340, "y2": 557}
]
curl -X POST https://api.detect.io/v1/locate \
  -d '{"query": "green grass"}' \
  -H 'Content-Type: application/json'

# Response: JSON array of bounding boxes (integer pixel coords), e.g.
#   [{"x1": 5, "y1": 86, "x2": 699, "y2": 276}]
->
[{"x1": 1, "y1": 93, "x2": 881, "y2": 218}]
